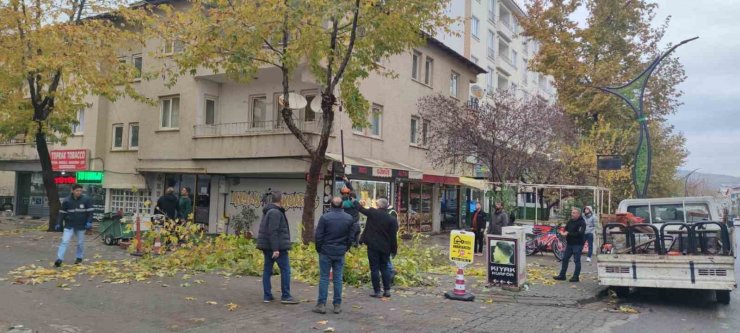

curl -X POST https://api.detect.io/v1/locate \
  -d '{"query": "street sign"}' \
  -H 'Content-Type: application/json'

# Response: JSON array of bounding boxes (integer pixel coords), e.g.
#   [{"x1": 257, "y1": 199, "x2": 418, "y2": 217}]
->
[
  {"x1": 597, "y1": 155, "x2": 623, "y2": 170},
  {"x1": 50, "y1": 149, "x2": 88, "y2": 171},
  {"x1": 487, "y1": 236, "x2": 520, "y2": 287},
  {"x1": 76, "y1": 171, "x2": 104, "y2": 184},
  {"x1": 449, "y1": 230, "x2": 475, "y2": 264}
]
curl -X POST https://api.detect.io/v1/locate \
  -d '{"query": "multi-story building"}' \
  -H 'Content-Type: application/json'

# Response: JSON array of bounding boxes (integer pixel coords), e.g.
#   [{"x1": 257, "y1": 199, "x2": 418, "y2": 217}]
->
[
  {"x1": 436, "y1": 0, "x2": 556, "y2": 101},
  {"x1": 0, "y1": 18, "x2": 485, "y2": 238}
]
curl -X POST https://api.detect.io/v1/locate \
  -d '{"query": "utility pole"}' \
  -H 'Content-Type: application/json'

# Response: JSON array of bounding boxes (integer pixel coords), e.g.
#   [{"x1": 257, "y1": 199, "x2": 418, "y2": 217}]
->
[{"x1": 684, "y1": 168, "x2": 700, "y2": 197}]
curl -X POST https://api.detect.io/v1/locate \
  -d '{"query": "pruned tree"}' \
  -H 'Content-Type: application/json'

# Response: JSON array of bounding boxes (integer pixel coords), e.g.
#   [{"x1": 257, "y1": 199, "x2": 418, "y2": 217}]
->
[
  {"x1": 155, "y1": 0, "x2": 453, "y2": 243},
  {"x1": 0, "y1": 0, "x2": 150, "y2": 230},
  {"x1": 418, "y1": 90, "x2": 571, "y2": 201}
]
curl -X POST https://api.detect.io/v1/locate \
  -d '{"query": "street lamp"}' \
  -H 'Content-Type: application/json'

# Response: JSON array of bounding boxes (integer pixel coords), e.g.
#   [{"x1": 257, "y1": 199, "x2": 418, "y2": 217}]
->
[{"x1": 684, "y1": 168, "x2": 700, "y2": 197}]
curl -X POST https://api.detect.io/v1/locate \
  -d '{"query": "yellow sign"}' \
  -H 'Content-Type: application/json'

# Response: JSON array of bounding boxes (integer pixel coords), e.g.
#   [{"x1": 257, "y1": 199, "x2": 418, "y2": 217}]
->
[{"x1": 449, "y1": 230, "x2": 475, "y2": 264}]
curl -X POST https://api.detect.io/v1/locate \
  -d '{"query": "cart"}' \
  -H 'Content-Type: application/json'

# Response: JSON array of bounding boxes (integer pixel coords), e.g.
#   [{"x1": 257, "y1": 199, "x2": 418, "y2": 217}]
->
[{"x1": 98, "y1": 213, "x2": 136, "y2": 245}]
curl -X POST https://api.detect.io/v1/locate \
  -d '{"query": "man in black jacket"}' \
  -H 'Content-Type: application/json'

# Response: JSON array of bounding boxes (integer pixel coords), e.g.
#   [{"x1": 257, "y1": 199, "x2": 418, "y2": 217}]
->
[
  {"x1": 54, "y1": 184, "x2": 94, "y2": 267},
  {"x1": 312, "y1": 197, "x2": 357, "y2": 314},
  {"x1": 156, "y1": 187, "x2": 179, "y2": 220},
  {"x1": 554, "y1": 207, "x2": 587, "y2": 282},
  {"x1": 356, "y1": 197, "x2": 398, "y2": 298},
  {"x1": 486, "y1": 202, "x2": 509, "y2": 236},
  {"x1": 341, "y1": 176, "x2": 361, "y2": 246},
  {"x1": 470, "y1": 202, "x2": 487, "y2": 256},
  {"x1": 256, "y1": 191, "x2": 299, "y2": 304}
]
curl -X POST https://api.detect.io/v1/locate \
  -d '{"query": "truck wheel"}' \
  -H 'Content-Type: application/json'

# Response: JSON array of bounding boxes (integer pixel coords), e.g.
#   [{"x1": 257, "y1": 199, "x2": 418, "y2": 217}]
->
[
  {"x1": 716, "y1": 290, "x2": 731, "y2": 305},
  {"x1": 104, "y1": 235, "x2": 115, "y2": 246},
  {"x1": 610, "y1": 286, "x2": 630, "y2": 298}
]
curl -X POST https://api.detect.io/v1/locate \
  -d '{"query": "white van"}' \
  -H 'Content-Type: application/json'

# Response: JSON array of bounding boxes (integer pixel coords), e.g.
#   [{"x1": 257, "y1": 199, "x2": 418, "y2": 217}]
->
[{"x1": 598, "y1": 197, "x2": 736, "y2": 304}]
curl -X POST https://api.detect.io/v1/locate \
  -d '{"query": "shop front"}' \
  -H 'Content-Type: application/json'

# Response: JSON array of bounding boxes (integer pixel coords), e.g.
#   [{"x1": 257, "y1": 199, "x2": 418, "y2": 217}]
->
[{"x1": 422, "y1": 174, "x2": 461, "y2": 231}]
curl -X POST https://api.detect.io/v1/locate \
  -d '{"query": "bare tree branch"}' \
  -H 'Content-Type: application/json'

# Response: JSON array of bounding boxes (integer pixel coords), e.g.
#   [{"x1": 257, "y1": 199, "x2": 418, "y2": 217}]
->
[{"x1": 330, "y1": 0, "x2": 360, "y2": 90}]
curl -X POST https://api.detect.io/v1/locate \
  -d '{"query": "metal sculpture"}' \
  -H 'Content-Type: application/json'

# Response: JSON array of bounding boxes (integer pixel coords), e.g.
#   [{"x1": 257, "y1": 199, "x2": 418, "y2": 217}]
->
[{"x1": 598, "y1": 37, "x2": 698, "y2": 198}]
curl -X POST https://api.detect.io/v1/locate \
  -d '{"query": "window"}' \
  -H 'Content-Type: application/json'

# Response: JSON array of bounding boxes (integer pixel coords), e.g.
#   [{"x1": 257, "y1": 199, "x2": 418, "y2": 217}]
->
[
  {"x1": 512, "y1": 18, "x2": 519, "y2": 34},
  {"x1": 422, "y1": 119, "x2": 430, "y2": 146},
  {"x1": 522, "y1": 67, "x2": 528, "y2": 86},
  {"x1": 163, "y1": 39, "x2": 184, "y2": 54},
  {"x1": 424, "y1": 57, "x2": 434, "y2": 86},
  {"x1": 470, "y1": 55, "x2": 478, "y2": 64},
  {"x1": 110, "y1": 189, "x2": 150, "y2": 215},
  {"x1": 72, "y1": 109, "x2": 84, "y2": 134},
  {"x1": 486, "y1": 67, "x2": 494, "y2": 91},
  {"x1": 471, "y1": 16, "x2": 480, "y2": 39},
  {"x1": 500, "y1": 7, "x2": 511, "y2": 29},
  {"x1": 410, "y1": 116, "x2": 419, "y2": 144},
  {"x1": 112, "y1": 124, "x2": 124, "y2": 150},
  {"x1": 250, "y1": 96, "x2": 267, "y2": 128},
  {"x1": 487, "y1": 30, "x2": 495, "y2": 59},
  {"x1": 205, "y1": 97, "x2": 217, "y2": 125},
  {"x1": 627, "y1": 204, "x2": 710, "y2": 223},
  {"x1": 303, "y1": 94, "x2": 317, "y2": 122},
  {"x1": 523, "y1": 41, "x2": 529, "y2": 56},
  {"x1": 450, "y1": 71, "x2": 459, "y2": 98},
  {"x1": 512, "y1": 50, "x2": 518, "y2": 68},
  {"x1": 370, "y1": 105, "x2": 382, "y2": 137},
  {"x1": 132, "y1": 54, "x2": 142, "y2": 79},
  {"x1": 412, "y1": 51, "x2": 421, "y2": 80},
  {"x1": 499, "y1": 40, "x2": 510, "y2": 63},
  {"x1": 129, "y1": 123, "x2": 139, "y2": 149},
  {"x1": 160, "y1": 96, "x2": 180, "y2": 129},
  {"x1": 488, "y1": 0, "x2": 496, "y2": 21}
]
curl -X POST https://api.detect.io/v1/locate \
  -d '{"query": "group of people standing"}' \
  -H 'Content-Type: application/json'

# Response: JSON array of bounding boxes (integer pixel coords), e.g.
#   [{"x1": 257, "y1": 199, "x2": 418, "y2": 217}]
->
[
  {"x1": 255, "y1": 176, "x2": 398, "y2": 314},
  {"x1": 470, "y1": 201, "x2": 512, "y2": 256},
  {"x1": 155, "y1": 187, "x2": 193, "y2": 222}
]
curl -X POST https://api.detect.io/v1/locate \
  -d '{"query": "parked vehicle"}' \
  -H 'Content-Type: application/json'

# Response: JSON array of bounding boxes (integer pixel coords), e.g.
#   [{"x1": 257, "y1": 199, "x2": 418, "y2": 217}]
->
[{"x1": 598, "y1": 197, "x2": 736, "y2": 304}]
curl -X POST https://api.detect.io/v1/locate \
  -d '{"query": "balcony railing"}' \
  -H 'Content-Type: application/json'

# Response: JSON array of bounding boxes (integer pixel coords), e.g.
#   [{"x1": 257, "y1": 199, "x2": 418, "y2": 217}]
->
[
  {"x1": 193, "y1": 119, "x2": 324, "y2": 138},
  {"x1": 0, "y1": 137, "x2": 27, "y2": 145}
]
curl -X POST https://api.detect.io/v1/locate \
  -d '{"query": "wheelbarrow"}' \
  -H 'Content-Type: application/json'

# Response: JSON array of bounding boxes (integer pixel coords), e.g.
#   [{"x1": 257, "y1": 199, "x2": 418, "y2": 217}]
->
[{"x1": 98, "y1": 213, "x2": 136, "y2": 245}]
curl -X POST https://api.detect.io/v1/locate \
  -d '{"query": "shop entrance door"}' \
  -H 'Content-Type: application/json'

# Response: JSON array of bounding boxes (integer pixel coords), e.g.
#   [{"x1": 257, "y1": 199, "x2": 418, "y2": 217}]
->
[{"x1": 15, "y1": 172, "x2": 31, "y2": 215}]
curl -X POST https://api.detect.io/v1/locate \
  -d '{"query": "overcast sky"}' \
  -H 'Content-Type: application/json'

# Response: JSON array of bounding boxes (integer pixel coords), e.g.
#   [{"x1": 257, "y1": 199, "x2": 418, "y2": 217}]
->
[{"x1": 568, "y1": 1, "x2": 740, "y2": 176}]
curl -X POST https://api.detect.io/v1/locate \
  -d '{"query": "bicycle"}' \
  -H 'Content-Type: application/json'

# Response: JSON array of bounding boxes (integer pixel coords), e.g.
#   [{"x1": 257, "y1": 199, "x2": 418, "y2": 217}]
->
[{"x1": 525, "y1": 224, "x2": 566, "y2": 261}]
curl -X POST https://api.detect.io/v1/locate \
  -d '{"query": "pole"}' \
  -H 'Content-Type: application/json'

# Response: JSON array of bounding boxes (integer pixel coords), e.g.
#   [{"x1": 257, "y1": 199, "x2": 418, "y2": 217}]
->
[
  {"x1": 684, "y1": 168, "x2": 700, "y2": 197},
  {"x1": 340, "y1": 129, "x2": 345, "y2": 166}
]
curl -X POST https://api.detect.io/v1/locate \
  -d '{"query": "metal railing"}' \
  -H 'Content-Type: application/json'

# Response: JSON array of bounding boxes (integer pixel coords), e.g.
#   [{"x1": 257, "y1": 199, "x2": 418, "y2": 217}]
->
[
  {"x1": 0, "y1": 137, "x2": 27, "y2": 145},
  {"x1": 193, "y1": 118, "x2": 324, "y2": 138}
]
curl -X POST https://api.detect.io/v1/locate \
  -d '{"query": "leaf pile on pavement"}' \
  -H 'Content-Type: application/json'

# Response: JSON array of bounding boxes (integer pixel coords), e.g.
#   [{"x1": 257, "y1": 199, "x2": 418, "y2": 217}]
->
[{"x1": 525, "y1": 263, "x2": 558, "y2": 286}]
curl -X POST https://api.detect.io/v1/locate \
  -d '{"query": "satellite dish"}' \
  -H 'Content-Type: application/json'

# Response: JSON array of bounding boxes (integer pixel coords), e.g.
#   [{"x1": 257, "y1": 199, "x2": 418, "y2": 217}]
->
[
  {"x1": 278, "y1": 92, "x2": 308, "y2": 110},
  {"x1": 309, "y1": 96, "x2": 322, "y2": 113},
  {"x1": 470, "y1": 85, "x2": 484, "y2": 99}
]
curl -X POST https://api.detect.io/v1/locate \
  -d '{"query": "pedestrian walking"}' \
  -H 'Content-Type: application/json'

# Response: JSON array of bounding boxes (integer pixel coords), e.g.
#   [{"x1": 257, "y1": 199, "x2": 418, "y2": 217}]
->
[
  {"x1": 156, "y1": 187, "x2": 179, "y2": 220},
  {"x1": 179, "y1": 187, "x2": 192, "y2": 222},
  {"x1": 256, "y1": 190, "x2": 299, "y2": 304},
  {"x1": 54, "y1": 184, "x2": 94, "y2": 267},
  {"x1": 486, "y1": 202, "x2": 509, "y2": 236},
  {"x1": 356, "y1": 197, "x2": 398, "y2": 298},
  {"x1": 583, "y1": 206, "x2": 598, "y2": 263},
  {"x1": 553, "y1": 207, "x2": 587, "y2": 282},
  {"x1": 471, "y1": 202, "x2": 487, "y2": 256},
  {"x1": 312, "y1": 197, "x2": 357, "y2": 314}
]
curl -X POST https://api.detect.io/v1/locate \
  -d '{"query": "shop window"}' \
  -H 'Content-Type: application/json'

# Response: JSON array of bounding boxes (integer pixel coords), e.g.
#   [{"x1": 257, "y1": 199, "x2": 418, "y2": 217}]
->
[
  {"x1": 110, "y1": 189, "x2": 150, "y2": 215},
  {"x1": 408, "y1": 182, "x2": 433, "y2": 232}
]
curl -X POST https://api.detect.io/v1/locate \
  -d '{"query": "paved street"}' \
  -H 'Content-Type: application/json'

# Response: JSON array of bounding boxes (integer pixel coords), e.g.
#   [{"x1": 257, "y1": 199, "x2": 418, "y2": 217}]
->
[{"x1": 0, "y1": 217, "x2": 737, "y2": 332}]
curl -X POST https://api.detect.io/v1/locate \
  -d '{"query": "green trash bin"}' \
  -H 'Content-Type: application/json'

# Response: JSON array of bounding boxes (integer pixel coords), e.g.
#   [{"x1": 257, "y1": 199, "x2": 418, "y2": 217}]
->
[{"x1": 98, "y1": 213, "x2": 135, "y2": 245}]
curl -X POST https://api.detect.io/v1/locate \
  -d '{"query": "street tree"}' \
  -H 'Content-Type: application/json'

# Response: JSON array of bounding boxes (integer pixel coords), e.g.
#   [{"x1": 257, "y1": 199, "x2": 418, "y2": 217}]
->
[
  {"x1": 155, "y1": 0, "x2": 452, "y2": 242},
  {"x1": 0, "y1": 0, "x2": 150, "y2": 230},
  {"x1": 417, "y1": 90, "x2": 571, "y2": 203},
  {"x1": 519, "y1": 0, "x2": 688, "y2": 200}
]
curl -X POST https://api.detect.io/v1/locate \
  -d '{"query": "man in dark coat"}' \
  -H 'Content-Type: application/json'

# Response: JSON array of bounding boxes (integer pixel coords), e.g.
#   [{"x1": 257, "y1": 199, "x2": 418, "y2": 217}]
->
[
  {"x1": 312, "y1": 197, "x2": 357, "y2": 314},
  {"x1": 357, "y1": 197, "x2": 398, "y2": 298},
  {"x1": 54, "y1": 184, "x2": 94, "y2": 267},
  {"x1": 341, "y1": 176, "x2": 361, "y2": 246},
  {"x1": 470, "y1": 202, "x2": 487, "y2": 256},
  {"x1": 487, "y1": 202, "x2": 509, "y2": 236},
  {"x1": 256, "y1": 190, "x2": 299, "y2": 304},
  {"x1": 156, "y1": 187, "x2": 179, "y2": 220},
  {"x1": 554, "y1": 207, "x2": 587, "y2": 282}
]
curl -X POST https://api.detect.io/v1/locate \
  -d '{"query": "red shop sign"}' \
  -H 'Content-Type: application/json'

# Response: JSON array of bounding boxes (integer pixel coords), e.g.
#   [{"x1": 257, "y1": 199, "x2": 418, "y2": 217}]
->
[{"x1": 51, "y1": 149, "x2": 88, "y2": 171}]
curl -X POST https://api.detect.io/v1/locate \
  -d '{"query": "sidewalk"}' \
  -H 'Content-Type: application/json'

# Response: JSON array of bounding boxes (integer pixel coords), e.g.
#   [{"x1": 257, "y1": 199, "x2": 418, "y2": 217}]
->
[{"x1": 0, "y1": 218, "x2": 628, "y2": 333}]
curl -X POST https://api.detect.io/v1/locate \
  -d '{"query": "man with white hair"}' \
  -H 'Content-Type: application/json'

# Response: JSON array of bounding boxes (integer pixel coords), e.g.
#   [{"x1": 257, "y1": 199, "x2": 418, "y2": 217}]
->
[
  {"x1": 553, "y1": 207, "x2": 587, "y2": 282},
  {"x1": 356, "y1": 197, "x2": 398, "y2": 298}
]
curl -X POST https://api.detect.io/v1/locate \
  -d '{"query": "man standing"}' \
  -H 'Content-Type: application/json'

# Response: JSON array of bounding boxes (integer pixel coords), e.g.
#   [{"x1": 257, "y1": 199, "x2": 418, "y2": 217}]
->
[
  {"x1": 54, "y1": 184, "x2": 94, "y2": 267},
  {"x1": 583, "y1": 206, "x2": 598, "y2": 263},
  {"x1": 256, "y1": 191, "x2": 299, "y2": 304},
  {"x1": 179, "y1": 187, "x2": 192, "y2": 222},
  {"x1": 471, "y1": 202, "x2": 487, "y2": 256},
  {"x1": 553, "y1": 207, "x2": 587, "y2": 282},
  {"x1": 487, "y1": 202, "x2": 509, "y2": 236},
  {"x1": 312, "y1": 197, "x2": 357, "y2": 314},
  {"x1": 356, "y1": 198, "x2": 398, "y2": 298},
  {"x1": 156, "y1": 187, "x2": 179, "y2": 220}
]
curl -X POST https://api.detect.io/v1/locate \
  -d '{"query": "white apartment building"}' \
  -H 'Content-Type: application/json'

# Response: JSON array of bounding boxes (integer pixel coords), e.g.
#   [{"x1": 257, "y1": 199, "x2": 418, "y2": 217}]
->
[{"x1": 436, "y1": 0, "x2": 556, "y2": 101}]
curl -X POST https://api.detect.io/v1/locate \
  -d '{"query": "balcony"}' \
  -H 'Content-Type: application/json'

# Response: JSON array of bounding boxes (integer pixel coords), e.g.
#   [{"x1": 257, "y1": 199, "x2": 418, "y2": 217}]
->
[
  {"x1": 496, "y1": 55, "x2": 515, "y2": 76},
  {"x1": 498, "y1": 19, "x2": 514, "y2": 41},
  {"x1": 193, "y1": 119, "x2": 324, "y2": 138}
]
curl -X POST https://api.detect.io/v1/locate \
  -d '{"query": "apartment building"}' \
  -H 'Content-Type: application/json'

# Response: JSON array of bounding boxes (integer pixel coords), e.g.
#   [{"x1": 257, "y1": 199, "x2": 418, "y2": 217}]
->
[
  {"x1": 436, "y1": 0, "x2": 556, "y2": 101},
  {"x1": 0, "y1": 20, "x2": 485, "y2": 237}
]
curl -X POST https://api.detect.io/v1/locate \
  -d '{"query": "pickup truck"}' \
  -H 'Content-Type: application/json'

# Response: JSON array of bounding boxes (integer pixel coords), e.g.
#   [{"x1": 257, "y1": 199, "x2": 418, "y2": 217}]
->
[{"x1": 598, "y1": 196, "x2": 736, "y2": 304}]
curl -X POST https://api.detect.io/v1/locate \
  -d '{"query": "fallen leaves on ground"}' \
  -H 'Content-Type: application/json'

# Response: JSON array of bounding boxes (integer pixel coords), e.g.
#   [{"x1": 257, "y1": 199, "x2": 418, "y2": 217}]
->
[
  {"x1": 316, "y1": 320, "x2": 328, "y2": 325},
  {"x1": 526, "y1": 263, "x2": 558, "y2": 286},
  {"x1": 185, "y1": 297, "x2": 196, "y2": 301},
  {"x1": 323, "y1": 328, "x2": 335, "y2": 332},
  {"x1": 225, "y1": 303, "x2": 239, "y2": 311},
  {"x1": 618, "y1": 305, "x2": 640, "y2": 314},
  {"x1": 205, "y1": 301, "x2": 218, "y2": 305}
]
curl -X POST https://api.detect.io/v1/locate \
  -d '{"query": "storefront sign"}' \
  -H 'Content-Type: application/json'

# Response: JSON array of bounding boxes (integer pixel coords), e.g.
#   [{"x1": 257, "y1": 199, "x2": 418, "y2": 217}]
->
[
  {"x1": 230, "y1": 190, "x2": 313, "y2": 210},
  {"x1": 372, "y1": 167, "x2": 392, "y2": 178},
  {"x1": 76, "y1": 171, "x2": 104, "y2": 184},
  {"x1": 51, "y1": 149, "x2": 88, "y2": 171},
  {"x1": 54, "y1": 175, "x2": 77, "y2": 185},
  {"x1": 409, "y1": 171, "x2": 423, "y2": 180},
  {"x1": 449, "y1": 230, "x2": 475, "y2": 264},
  {"x1": 487, "y1": 236, "x2": 519, "y2": 286},
  {"x1": 393, "y1": 169, "x2": 409, "y2": 180},
  {"x1": 351, "y1": 165, "x2": 372, "y2": 177}
]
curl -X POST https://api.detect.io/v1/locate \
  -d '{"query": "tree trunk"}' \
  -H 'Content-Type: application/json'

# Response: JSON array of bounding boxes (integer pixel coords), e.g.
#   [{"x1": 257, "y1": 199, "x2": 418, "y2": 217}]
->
[
  {"x1": 35, "y1": 130, "x2": 61, "y2": 231},
  {"x1": 300, "y1": 154, "x2": 323, "y2": 243}
]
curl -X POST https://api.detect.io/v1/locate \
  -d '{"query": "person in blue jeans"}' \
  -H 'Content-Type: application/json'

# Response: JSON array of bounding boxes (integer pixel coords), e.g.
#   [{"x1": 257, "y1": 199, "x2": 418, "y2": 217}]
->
[
  {"x1": 312, "y1": 197, "x2": 357, "y2": 314},
  {"x1": 583, "y1": 206, "x2": 598, "y2": 263},
  {"x1": 256, "y1": 191, "x2": 299, "y2": 304},
  {"x1": 554, "y1": 207, "x2": 587, "y2": 282},
  {"x1": 54, "y1": 184, "x2": 94, "y2": 267}
]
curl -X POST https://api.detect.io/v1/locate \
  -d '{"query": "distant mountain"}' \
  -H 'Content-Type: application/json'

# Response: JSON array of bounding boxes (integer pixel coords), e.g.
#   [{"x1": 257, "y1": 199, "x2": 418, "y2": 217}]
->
[{"x1": 676, "y1": 170, "x2": 740, "y2": 193}]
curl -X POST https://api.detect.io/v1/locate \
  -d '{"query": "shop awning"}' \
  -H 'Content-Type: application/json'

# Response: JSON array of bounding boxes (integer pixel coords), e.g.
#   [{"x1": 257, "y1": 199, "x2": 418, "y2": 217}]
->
[
  {"x1": 459, "y1": 177, "x2": 489, "y2": 191},
  {"x1": 103, "y1": 172, "x2": 147, "y2": 189},
  {"x1": 325, "y1": 153, "x2": 422, "y2": 180}
]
